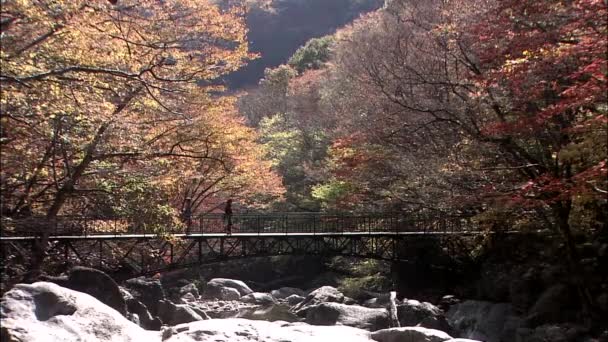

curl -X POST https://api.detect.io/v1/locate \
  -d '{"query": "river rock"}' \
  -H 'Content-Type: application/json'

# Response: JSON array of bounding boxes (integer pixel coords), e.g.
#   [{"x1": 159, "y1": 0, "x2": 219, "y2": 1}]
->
[
  {"x1": 157, "y1": 299, "x2": 207, "y2": 326},
  {"x1": 120, "y1": 286, "x2": 162, "y2": 330},
  {"x1": 41, "y1": 266, "x2": 126, "y2": 316},
  {"x1": 237, "y1": 304, "x2": 300, "y2": 322},
  {"x1": 162, "y1": 318, "x2": 373, "y2": 342},
  {"x1": 286, "y1": 294, "x2": 305, "y2": 306},
  {"x1": 397, "y1": 299, "x2": 442, "y2": 326},
  {"x1": 304, "y1": 302, "x2": 390, "y2": 331},
  {"x1": 446, "y1": 300, "x2": 520, "y2": 342},
  {"x1": 294, "y1": 286, "x2": 345, "y2": 315},
  {"x1": 206, "y1": 278, "x2": 253, "y2": 296},
  {"x1": 371, "y1": 327, "x2": 453, "y2": 342},
  {"x1": 204, "y1": 286, "x2": 242, "y2": 300},
  {"x1": 241, "y1": 292, "x2": 277, "y2": 305},
  {"x1": 0, "y1": 282, "x2": 158, "y2": 341},
  {"x1": 524, "y1": 283, "x2": 573, "y2": 327},
  {"x1": 179, "y1": 283, "x2": 200, "y2": 298},
  {"x1": 271, "y1": 287, "x2": 307, "y2": 299},
  {"x1": 124, "y1": 276, "x2": 166, "y2": 316}
]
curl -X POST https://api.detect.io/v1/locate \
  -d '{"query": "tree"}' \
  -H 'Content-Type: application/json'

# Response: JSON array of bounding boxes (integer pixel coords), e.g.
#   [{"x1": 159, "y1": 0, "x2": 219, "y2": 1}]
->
[
  {"x1": 288, "y1": 35, "x2": 334, "y2": 73},
  {"x1": 0, "y1": 0, "x2": 283, "y2": 275}
]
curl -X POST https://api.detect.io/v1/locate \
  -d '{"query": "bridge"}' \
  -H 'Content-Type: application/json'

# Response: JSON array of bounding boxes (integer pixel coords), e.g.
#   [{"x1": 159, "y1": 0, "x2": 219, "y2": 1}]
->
[{"x1": 0, "y1": 213, "x2": 488, "y2": 278}]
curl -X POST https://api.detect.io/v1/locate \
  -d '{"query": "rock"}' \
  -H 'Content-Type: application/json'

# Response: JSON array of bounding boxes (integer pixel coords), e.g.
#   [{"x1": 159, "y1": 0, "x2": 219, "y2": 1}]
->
[
  {"x1": 241, "y1": 292, "x2": 277, "y2": 305},
  {"x1": 509, "y1": 268, "x2": 541, "y2": 314},
  {"x1": 363, "y1": 297, "x2": 388, "y2": 308},
  {"x1": 446, "y1": 300, "x2": 520, "y2": 342},
  {"x1": 397, "y1": 299, "x2": 443, "y2": 326},
  {"x1": 438, "y1": 295, "x2": 460, "y2": 311},
  {"x1": 445, "y1": 339, "x2": 482, "y2": 342},
  {"x1": 206, "y1": 278, "x2": 253, "y2": 296},
  {"x1": 477, "y1": 263, "x2": 511, "y2": 302},
  {"x1": 162, "y1": 318, "x2": 373, "y2": 342},
  {"x1": 0, "y1": 282, "x2": 158, "y2": 342},
  {"x1": 204, "y1": 285, "x2": 242, "y2": 300},
  {"x1": 286, "y1": 294, "x2": 305, "y2": 306},
  {"x1": 179, "y1": 283, "x2": 200, "y2": 298},
  {"x1": 237, "y1": 304, "x2": 300, "y2": 322},
  {"x1": 180, "y1": 292, "x2": 197, "y2": 303},
  {"x1": 120, "y1": 286, "x2": 162, "y2": 330},
  {"x1": 124, "y1": 276, "x2": 166, "y2": 316},
  {"x1": 157, "y1": 299, "x2": 207, "y2": 326},
  {"x1": 371, "y1": 327, "x2": 452, "y2": 342},
  {"x1": 271, "y1": 287, "x2": 307, "y2": 299},
  {"x1": 516, "y1": 324, "x2": 571, "y2": 342},
  {"x1": 294, "y1": 286, "x2": 345, "y2": 315},
  {"x1": 41, "y1": 266, "x2": 126, "y2": 316},
  {"x1": 525, "y1": 284, "x2": 573, "y2": 327},
  {"x1": 304, "y1": 302, "x2": 390, "y2": 331}
]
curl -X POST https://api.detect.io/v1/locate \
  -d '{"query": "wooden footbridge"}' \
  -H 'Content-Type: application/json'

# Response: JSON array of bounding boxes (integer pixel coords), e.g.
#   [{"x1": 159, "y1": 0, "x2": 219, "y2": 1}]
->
[{"x1": 0, "y1": 213, "x2": 489, "y2": 277}]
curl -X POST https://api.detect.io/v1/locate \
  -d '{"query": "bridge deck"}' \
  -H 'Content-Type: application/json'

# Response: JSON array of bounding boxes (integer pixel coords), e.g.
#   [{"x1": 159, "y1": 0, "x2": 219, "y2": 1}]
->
[{"x1": 0, "y1": 230, "x2": 507, "y2": 241}]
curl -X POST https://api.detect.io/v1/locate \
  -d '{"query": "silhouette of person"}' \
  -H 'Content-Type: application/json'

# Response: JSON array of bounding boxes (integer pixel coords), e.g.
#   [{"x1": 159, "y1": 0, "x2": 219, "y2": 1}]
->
[
  {"x1": 224, "y1": 199, "x2": 233, "y2": 235},
  {"x1": 182, "y1": 197, "x2": 192, "y2": 234}
]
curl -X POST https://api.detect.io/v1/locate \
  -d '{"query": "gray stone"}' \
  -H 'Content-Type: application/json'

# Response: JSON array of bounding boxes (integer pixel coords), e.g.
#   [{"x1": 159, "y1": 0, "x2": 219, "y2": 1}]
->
[
  {"x1": 203, "y1": 285, "x2": 241, "y2": 300},
  {"x1": 124, "y1": 276, "x2": 166, "y2": 316},
  {"x1": 157, "y1": 299, "x2": 207, "y2": 326},
  {"x1": 162, "y1": 318, "x2": 373, "y2": 342},
  {"x1": 237, "y1": 304, "x2": 300, "y2": 322},
  {"x1": 241, "y1": 292, "x2": 277, "y2": 305},
  {"x1": 179, "y1": 283, "x2": 200, "y2": 298},
  {"x1": 371, "y1": 327, "x2": 452, "y2": 342},
  {"x1": 120, "y1": 287, "x2": 162, "y2": 330},
  {"x1": 397, "y1": 299, "x2": 443, "y2": 327},
  {"x1": 41, "y1": 266, "x2": 126, "y2": 316},
  {"x1": 304, "y1": 302, "x2": 390, "y2": 331},
  {"x1": 294, "y1": 286, "x2": 346, "y2": 315},
  {"x1": 525, "y1": 284, "x2": 571, "y2": 327},
  {"x1": 206, "y1": 278, "x2": 253, "y2": 296},
  {"x1": 0, "y1": 282, "x2": 158, "y2": 342},
  {"x1": 271, "y1": 287, "x2": 307, "y2": 299},
  {"x1": 286, "y1": 294, "x2": 305, "y2": 306},
  {"x1": 446, "y1": 300, "x2": 519, "y2": 342},
  {"x1": 180, "y1": 292, "x2": 197, "y2": 303}
]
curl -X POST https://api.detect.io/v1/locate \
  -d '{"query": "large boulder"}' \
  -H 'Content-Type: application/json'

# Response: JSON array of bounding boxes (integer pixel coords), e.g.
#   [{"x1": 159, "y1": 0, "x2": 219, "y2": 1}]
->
[
  {"x1": 124, "y1": 276, "x2": 166, "y2": 316},
  {"x1": 157, "y1": 300, "x2": 207, "y2": 326},
  {"x1": 397, "y1": 299, "x2": 442, "y2": 326},
  {"x1": 241, "y1": 292, "x2": 277, "y2": 305},
  {"x1": 203, "y1": 285, "x2": 242, "y2": 301},
  {"x1": 446, "y1": 300, "x2": 520, "y2": 342},
  {"x1": 0, "y1": 282, "x2": 158, "y2": 342},
  {"x1": 237, "y1": 304, "x2": 300, "y2": 322},
  {"x1": 271, "y1": 287, "x2": 307, "y2": 299},
  {"x1": 179, "y1": 283, "x2": 200, "y2": 298},
  {"x1": 286, "y1": 294, "x2": 305, "y2": 306},
  {"x1": 304, "y1": 302, "x2": 391, "y2": 331},
  {"x1": 524, "y1": 284, "x2": 573, "y2": 327},
  {"x1": 162, "y1": 318, "x2": 373, "y2": 342},
  {"x1": 120, "y1": 287, "x2": 162, "y2": 330},
  {"x1": 41, "y1": 266, "x2": 126, "y2": 316},
  {"x1": 294, "y1": 286, "x2": 345, "y2": 315},
  {"x1": 205, "y1": 278, "x2": 253, "y2": 296},
  {"x1": 371, "y1": 327, "x2": 453, "y2": 342}
]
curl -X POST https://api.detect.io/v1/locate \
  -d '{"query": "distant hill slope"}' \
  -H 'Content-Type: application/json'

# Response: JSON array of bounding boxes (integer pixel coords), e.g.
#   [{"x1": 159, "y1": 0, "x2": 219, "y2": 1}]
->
[{"x1": 224, "y1": 0, "x2": 384, "y2": 89}]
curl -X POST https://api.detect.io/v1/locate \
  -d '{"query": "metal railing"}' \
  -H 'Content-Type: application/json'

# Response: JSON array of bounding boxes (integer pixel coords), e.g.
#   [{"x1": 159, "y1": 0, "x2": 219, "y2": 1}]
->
[{"x1": 0, "y1": 212, "x2": 473, "y2": 238}]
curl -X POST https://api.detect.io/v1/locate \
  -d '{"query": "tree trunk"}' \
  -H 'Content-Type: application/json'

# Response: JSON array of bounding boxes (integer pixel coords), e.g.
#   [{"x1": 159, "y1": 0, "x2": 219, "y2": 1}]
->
[
  {"x1": 26, "y1": 88, "x2": 141, "y2": 281},
  {"x1": 553, "y1": 200, "x2": 595, "y2": 325}
]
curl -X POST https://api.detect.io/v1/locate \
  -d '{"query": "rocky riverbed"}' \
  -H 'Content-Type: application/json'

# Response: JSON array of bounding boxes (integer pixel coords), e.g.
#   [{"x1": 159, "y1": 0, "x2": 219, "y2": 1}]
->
[{"x1": 2, "y1": 266, "x2": 605, "y2": 342}]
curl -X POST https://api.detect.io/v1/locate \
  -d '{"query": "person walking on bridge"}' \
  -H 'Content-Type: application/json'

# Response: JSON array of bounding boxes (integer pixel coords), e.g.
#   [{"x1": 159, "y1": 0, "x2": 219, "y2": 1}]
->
[{"x1": 224, "y1": 199, "x2": 233, "y2": 235}]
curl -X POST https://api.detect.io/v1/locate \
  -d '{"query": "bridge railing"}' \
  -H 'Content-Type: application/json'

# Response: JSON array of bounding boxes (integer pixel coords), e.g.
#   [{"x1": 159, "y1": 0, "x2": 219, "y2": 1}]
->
[{"x1": 0, "y1": 212, "x2": 474, "y2": 237}]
